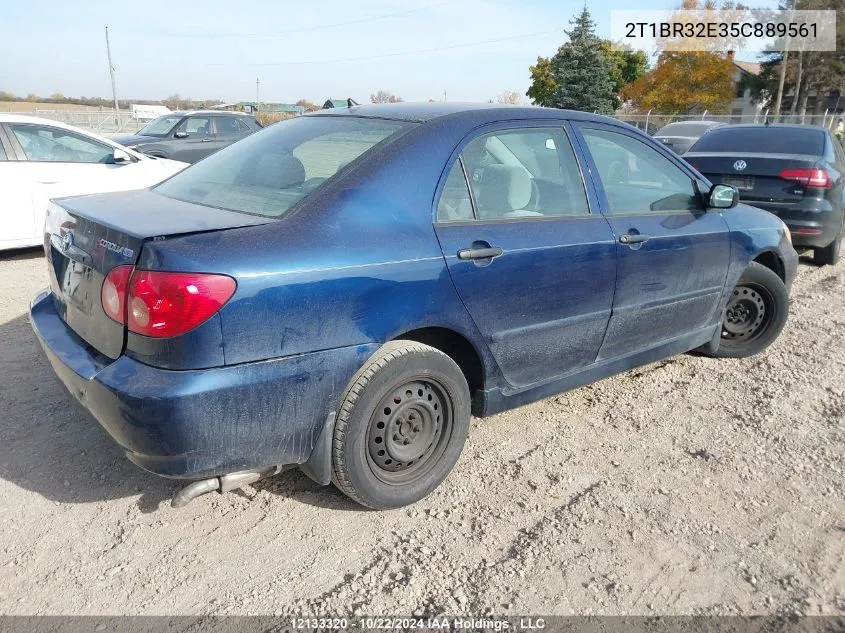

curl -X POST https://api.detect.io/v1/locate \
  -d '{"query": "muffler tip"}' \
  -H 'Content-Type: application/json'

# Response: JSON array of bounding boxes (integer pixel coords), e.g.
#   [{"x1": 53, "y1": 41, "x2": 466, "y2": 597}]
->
[{"x1": 171, "y1": 478, "x2": 221, "y2": 508}]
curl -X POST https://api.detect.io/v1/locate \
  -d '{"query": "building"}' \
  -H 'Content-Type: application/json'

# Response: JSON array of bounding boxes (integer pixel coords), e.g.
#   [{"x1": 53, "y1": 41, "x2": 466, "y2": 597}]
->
[
  {"x1": 322, "y1": 98, "x2": 358, "y2": 109},
  {"x1": 730, "y1": 58, "x2": 764, "y2": 122}
]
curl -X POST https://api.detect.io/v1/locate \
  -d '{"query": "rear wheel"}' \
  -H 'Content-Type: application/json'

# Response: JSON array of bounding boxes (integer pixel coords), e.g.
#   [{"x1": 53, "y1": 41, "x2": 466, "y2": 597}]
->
[
  {"x1": 813, "y1": 224, "x2": 842, "y2": 266},
  {"x1": 711, "y1": 262, "x2": 788, "y2": 358},
  {"x1": 331, "y1": 341, "x2": 471, "y2": 509}
]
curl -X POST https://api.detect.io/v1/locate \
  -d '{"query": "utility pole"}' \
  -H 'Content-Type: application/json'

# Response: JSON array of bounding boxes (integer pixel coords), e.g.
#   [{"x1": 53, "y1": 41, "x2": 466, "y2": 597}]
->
[
  {"x1": 256, "y1": 78, "x2": 260, "y2": 117},
  {"x1": 105, "y1": 26, "x2": 120, "y2": 124},
  {"x1": 773, "y1": 0, "x2": 795, "y2": 119},
  {"x1": 443, "y1": 90, "x2": 447, "y2": 102}
]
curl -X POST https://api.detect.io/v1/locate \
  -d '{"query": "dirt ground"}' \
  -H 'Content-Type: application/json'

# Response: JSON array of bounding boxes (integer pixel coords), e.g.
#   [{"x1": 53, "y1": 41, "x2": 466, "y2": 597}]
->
[{"x1": 0, "y1": 247, "x2": 842, "y2": 617}]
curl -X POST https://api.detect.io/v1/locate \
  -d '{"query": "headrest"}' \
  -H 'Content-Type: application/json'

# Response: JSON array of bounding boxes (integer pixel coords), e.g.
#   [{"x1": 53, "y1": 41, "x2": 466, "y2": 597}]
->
[{"x1": 476, "y1": 165, "x2": 532, "y2": 218}]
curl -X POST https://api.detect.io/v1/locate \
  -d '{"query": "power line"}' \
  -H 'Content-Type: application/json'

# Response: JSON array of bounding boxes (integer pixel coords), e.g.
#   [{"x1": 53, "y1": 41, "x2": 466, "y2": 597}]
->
[
  {"x1": 143, "y1": 1, "x2": 454, "y2": 38},
  {"x1": 204, "y1": 28, "x2": 564, "y2": 67}
]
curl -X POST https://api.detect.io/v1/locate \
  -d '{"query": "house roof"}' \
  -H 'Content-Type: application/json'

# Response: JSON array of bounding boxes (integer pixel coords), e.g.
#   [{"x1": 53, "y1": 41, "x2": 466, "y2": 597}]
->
[{"x1": 734, "y1": 61, "x2": 761, "y2": 76}]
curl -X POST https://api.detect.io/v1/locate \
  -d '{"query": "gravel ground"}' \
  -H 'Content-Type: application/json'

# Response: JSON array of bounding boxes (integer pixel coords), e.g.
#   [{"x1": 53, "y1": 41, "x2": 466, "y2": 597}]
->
[{"x1": 0, "y1": 248, "x2": 842, "y2": 617}]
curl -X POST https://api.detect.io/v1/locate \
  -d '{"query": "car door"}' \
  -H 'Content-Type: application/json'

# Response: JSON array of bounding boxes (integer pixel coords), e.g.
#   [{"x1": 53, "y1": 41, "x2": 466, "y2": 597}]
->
[
  {"x1": 170, "y1": 115, "x2": 216, "y2": 162},
  {"x1": 434, "y1": 123, "x2": 618, "y2": 388},
  {"x1": 572, "y1": 122, "x2": 731, "y2": 361},
  {"x1": 3, "y1": 122, "x2": 118, "y2": 246},
  {"x1": 211, "y1": 116, "x2": 248, "y2": 151},
  {"x1": 0, "y1": 125, "x2": 39, "y2": 246}
]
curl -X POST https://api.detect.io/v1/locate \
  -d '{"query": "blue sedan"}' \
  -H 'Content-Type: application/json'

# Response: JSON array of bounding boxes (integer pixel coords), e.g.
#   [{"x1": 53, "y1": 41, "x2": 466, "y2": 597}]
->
[{"x1": 30, "y1": 103, "x2": 798, "y2": 509}]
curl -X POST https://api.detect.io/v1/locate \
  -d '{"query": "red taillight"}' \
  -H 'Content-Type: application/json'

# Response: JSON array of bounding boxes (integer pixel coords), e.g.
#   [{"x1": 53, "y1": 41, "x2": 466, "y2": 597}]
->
[
  {"x1": 779, "y1": 168, "x2": 832, "y2": 188},
  {"x1": 101, "y1": 267, "x2": 236, "y2": 337},
  {"x1": 127, "y1": 271, "x2": 236, "y2": 338},
  {"x1": 101, "y1": 265, "x2": 134, "y2": 325}
]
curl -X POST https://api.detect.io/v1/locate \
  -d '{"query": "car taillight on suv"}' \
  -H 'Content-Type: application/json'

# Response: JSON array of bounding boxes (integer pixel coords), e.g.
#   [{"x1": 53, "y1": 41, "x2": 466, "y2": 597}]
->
[{"x1": 102, "y1": 266, "x2": 236, "y2": 338}]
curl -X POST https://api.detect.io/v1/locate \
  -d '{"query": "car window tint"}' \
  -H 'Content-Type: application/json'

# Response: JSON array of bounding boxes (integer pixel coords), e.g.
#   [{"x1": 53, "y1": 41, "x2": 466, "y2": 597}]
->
[
  {"x1": 459, "y1": 128, "x2": 589, "y2": 220},
  {"x1": 689, "y1": 127, "x2": 825, "y2": 155},
  {"x1": 154, "y1": 116, "x2": 412, "y2": 218},
  {"x1": 176, "y1": 117, "x2": 211, "y2": 136},
  {"x1": 214, "y1": 117, "x2": 243, "y2": 135},
  {"x1": 437, "y1": 158, "x2": 474, "y2": 222},
  {"x1": 581, "y1": 128, "x2": 701, "y2": 215},
  {"x1": 10, "y1": 124, "x2": 113, "y2": 163}
]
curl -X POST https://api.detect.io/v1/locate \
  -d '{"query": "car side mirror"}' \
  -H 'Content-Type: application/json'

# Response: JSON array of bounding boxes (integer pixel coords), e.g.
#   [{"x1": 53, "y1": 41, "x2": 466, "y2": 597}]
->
[
  {"x1": 112, "y1": 148, "x2": 132, "y2": 164},
  {"x1": 173, "y1": 131, "x2": 189, "y2": 139},
  {"x1": 708, "y1": 184, "x2": 739, "y2": 209}
]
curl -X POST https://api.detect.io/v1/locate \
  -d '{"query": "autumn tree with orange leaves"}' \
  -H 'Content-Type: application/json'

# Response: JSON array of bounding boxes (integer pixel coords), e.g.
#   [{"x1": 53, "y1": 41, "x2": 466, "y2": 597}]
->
[
  {"x1": 621, "y1": 0, "x2": 741, "y2": 113},
  {"x1": 622, "y1": 52, "x2": 735, "y2": 113}
]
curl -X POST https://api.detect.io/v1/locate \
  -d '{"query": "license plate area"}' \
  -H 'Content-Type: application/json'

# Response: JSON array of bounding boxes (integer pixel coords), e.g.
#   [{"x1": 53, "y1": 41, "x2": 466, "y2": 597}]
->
[{"x1": 723, "y1": 175, "x2": 755, "y2": 190}]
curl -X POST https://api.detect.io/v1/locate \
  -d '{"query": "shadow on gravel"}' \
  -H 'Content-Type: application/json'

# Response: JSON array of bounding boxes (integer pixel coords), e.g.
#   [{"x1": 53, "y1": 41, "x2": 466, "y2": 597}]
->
[
  {"x1": 0, "y1": 308, "x2": 364, "y2": 515},
  {"x1": 0, "y1": 311, "x2": 175, "y2": 513},
  {"x1": 0, "y1": 246, "x2": 45, "y2": 262}
]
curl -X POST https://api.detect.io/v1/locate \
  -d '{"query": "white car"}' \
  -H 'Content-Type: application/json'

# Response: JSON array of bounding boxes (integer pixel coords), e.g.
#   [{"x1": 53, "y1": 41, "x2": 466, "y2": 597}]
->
[{"x1": 0, "y1": 114, "x2": 188, "y2": 251}]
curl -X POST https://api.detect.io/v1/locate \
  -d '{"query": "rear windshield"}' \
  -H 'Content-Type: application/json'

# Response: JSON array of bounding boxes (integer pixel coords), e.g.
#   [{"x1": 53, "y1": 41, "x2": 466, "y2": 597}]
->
[
  {"x1": 154, "y1": 116, "x2": 412, "y2": 217},
  {"x1": 656, "y1": 122, "x2": 715, "y2": 137},
  {"x1": 689, "y1": 127, "x2": 825, "y2": 155}
]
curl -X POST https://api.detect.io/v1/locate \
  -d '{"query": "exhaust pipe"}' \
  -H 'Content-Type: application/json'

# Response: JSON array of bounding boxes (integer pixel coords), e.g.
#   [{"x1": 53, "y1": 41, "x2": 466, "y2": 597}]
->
[{"x1": 171, "y1": 467, "x2": 281, "y2": 508}]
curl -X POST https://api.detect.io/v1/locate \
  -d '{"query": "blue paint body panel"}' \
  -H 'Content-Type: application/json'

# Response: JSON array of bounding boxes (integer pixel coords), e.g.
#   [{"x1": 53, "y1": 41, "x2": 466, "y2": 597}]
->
[{"x1": 29, "y1": 103, "x2": 798, "y2": 481}]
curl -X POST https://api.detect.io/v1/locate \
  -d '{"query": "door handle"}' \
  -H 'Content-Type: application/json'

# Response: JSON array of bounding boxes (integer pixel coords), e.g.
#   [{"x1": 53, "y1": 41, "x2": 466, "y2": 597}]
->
[
  {"x1": 618, "y1": 233, "x2": 650, "y2": 245},
  {"x1": 457, "y1": 246, "x2": 503, "y2": 260},
  {"x1": 201, "y1": 138, "x2": 214, "y2": 142}
]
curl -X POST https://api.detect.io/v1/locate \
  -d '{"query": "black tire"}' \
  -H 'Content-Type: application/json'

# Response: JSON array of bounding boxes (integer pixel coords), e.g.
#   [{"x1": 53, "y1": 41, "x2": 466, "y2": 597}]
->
[
  {"x1": 331, "y1": 341, "x2": 471, "y2": 509},
  {"x1": 711, "y1": 262, "x2": 789, "y2": 358},
  {"x1": 813, "y1": 224, "x2": 842, "y2": 266}
]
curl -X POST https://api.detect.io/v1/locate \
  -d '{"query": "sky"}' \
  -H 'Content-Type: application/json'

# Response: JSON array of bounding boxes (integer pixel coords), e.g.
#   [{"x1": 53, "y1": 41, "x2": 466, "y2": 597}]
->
[{"x1": 1, "y1": 0, "x2": 776, "y2": 105}]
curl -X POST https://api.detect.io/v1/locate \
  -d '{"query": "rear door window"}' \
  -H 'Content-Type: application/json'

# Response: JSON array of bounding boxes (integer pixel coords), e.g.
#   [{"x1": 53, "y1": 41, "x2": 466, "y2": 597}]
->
[{"x1": 175, "y1": 116, "x2": 212, "y2": 137}]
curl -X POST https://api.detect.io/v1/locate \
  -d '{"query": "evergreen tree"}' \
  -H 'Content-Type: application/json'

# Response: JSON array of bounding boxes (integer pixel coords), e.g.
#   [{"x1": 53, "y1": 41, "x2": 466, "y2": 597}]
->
[{"x1": 548, "y1": 8, "x2": 617, "y2": 114}]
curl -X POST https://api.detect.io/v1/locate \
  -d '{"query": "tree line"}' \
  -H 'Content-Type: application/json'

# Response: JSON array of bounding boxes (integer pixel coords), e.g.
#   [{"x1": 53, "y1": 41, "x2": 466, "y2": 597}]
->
[{"x1": 526, "y1": 0, "x2": 844, "y2": 117}]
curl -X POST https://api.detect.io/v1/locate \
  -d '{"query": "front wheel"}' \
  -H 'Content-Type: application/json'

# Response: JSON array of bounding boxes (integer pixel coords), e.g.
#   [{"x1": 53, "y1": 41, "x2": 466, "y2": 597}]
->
[
  {"x1": 711, "y1": 262, "x2": 789, "y2": 358},
  {"x1": 331, "y1": 341, "x2": 471, "y2": 509}
]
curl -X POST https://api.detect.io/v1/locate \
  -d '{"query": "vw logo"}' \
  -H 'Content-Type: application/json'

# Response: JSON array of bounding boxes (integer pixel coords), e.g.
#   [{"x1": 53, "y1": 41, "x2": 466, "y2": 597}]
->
[
  {"x1": 61, "y1": 232, "x2": 73, "y2": 252},
  {"x1": 733, "y1": 160, "x2": 747, "y2": 171}
]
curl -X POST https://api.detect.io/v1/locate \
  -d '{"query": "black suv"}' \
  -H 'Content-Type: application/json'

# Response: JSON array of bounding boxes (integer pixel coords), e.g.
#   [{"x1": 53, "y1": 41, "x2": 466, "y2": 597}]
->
[{"x1": 114, "y1": 111, "x2": 261, "y2": 163}]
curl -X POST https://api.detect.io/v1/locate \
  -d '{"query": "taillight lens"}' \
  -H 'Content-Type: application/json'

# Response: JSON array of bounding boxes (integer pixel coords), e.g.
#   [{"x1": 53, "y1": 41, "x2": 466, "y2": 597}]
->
[
  {"x1": 101, "y1": 267, "x2": 236, "y2": 337},
  {"x1": 101, "y1": 265, "x2": 134, "y2": 325},
  {"x1": 127, "y1": 271, "x2": 236, "y2": 338},
  {"x1": 779, "y1": 168, "x2": 832, "y2": 188}
]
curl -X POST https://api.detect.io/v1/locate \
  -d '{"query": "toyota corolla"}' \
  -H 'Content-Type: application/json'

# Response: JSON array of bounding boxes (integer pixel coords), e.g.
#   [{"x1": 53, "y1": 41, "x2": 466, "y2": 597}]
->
[{"x1": 30, "y1": 103, "x2": 798, "y2": 510}]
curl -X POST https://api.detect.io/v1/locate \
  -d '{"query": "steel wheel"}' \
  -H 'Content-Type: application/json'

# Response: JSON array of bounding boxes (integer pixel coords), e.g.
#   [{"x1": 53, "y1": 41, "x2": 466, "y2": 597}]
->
[
  {"x1": 366, "y1": 378, "x2": 452, "y2": 485},
  {"x1": 721, "y1": 284, "x2": 773, "y2": 345}
]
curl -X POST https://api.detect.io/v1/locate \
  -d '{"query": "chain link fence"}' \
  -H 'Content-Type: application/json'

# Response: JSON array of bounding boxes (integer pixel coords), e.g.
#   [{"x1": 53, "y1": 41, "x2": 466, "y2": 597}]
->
[
  {"x1": 2, "y1": 109, "x2": 145, "y2": 136},
  {"x1": 615, "y1": 112, "x2": 837, "y2": 136}
]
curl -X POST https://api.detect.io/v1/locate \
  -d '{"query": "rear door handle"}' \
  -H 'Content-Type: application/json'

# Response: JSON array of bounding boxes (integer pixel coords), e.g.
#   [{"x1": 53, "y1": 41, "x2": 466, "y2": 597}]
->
[
  {"x1": 201, "y1": 138, "x2": 214, "y2": 142},
  {"x1": 457, "y1": 246, "x2": 503, "y2": 260},
  {"x1": 618, "y1": 234, "x2": 649, "y2": 245}
]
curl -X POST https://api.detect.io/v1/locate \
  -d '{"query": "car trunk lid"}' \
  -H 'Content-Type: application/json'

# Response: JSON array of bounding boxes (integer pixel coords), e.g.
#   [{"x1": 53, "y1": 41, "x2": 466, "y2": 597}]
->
[
  {"x1": 685, "y1": 152, "x2": 823, "y2": 205},
  {"x1": 45, "y1": 189, "x2": 273, "y2": 359}
]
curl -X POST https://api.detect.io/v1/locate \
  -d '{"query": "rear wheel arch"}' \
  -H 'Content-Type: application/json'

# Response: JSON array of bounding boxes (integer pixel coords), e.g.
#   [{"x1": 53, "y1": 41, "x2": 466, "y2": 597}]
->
[{"x1": 391, "y1": 327, "x2": 485, "y2": 409}]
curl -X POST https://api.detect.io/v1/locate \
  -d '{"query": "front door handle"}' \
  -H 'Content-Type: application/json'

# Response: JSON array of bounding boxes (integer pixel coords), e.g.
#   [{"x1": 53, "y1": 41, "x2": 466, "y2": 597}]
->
[
  {"x1": 457, "y1": 246, "x2": 503, "y2": 260},
  {"x1": 618, "y1": 233, "x2": 650, "y2": 245}
]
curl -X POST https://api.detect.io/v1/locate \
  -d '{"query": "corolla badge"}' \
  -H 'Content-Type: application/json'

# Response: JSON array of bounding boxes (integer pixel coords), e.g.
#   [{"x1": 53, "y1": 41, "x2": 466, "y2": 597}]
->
[
  {"x1": 733, "y1": 159, "x2": 748, "y2": 171},
  {"x1": 99, "y1": 238, "x2": 134, "y2": 259},
  {"x1": 61, "y1": 232, "x2": 73, "y2": 252}
]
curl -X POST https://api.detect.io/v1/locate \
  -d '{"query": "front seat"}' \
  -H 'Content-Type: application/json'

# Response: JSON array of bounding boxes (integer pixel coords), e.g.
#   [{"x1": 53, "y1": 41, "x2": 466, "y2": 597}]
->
[{"x1": 475, "y1": 165, "x2": 538, "y2": 219}]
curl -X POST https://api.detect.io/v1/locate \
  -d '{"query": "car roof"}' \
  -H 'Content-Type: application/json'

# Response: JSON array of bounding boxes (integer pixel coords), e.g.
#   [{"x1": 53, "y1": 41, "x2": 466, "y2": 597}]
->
[
  {"x1": 171, "y1": 110, "x2": 253, "y2": 117},
  {"x1": 706, "y1": 123, "x2": 828, "y2": 132},
  {"x1": 303, "y1": 102, "x2": 621, "y2": 125}
]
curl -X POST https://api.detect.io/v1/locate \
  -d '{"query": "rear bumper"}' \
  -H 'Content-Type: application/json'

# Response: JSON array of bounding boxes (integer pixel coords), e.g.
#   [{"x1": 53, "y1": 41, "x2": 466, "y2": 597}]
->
[
  {"x1": 750, "y1": 200, "x2": 843, "y2": 249},
  {"x1": 30, "y1": 288, "x2": 376, "y2": 479}
]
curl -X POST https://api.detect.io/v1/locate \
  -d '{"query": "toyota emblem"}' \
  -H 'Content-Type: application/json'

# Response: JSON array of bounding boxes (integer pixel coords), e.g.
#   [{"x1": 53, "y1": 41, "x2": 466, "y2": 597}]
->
[
  {"x1": 61, "y1": 232, "x2": 73, "y2": 252},
  {"x1": 733, "y1": 160, "x2": 747, "y2": 171}
]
